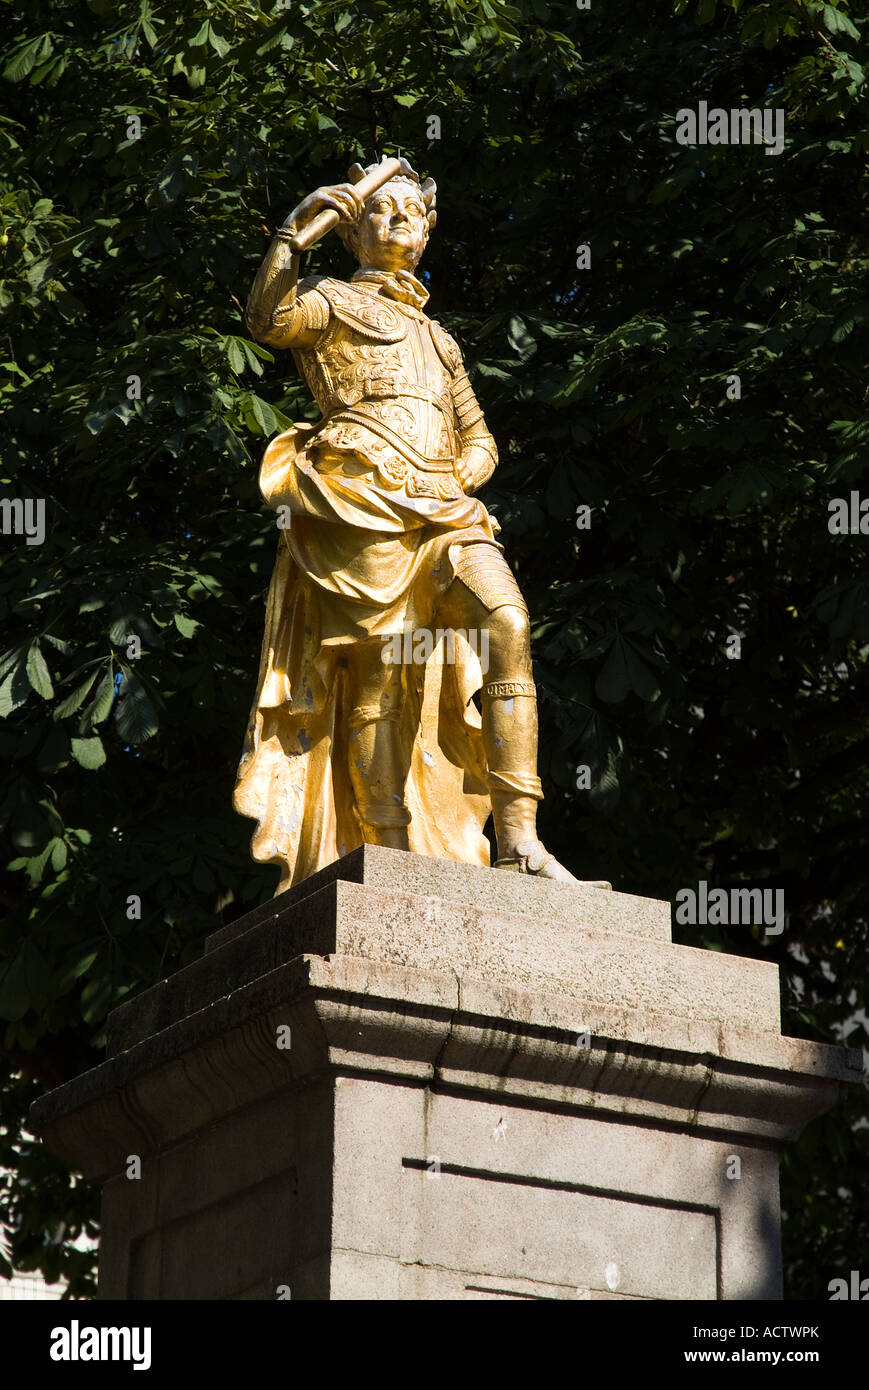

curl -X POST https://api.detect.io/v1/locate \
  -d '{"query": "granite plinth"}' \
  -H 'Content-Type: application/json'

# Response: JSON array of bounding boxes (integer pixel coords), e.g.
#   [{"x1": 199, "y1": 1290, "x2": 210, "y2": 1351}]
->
[{"x1": 29, "y1": 848, "x2": 860, "y2": 1301}]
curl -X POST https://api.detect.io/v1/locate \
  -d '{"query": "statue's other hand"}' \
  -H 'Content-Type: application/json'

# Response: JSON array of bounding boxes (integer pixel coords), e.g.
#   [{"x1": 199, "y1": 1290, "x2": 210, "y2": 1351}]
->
[
  {"x1": 281, "y1": 183, "x2": 363, "y2": 237},
  {"x1": 456, "y1": 443, "x2": 495, "y2": 494},
  {"x1": 456, "y1": 454, "x2": 475, "y2": 492}
]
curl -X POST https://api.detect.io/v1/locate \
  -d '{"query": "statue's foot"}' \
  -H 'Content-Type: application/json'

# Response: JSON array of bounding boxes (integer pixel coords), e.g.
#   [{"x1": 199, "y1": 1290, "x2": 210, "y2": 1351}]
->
[{"x1": 494, "y1": 839, "x2": 612, "y2": 889}]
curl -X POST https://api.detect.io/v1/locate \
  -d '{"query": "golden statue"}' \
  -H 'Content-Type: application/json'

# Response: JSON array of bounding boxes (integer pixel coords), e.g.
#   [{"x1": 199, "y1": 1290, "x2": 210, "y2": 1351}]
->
[{"x1": 234, "y1": 157, "x2": 606, "y2": 892}]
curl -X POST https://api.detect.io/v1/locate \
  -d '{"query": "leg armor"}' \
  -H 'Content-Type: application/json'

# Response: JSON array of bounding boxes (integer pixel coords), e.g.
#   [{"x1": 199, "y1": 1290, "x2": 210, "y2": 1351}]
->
[
  {"x1": 346, "y1": 647, "x2": 411, "y2": 846},
  {"x1": 452, "y1": 541, "x2": 528, "y2": 616}
]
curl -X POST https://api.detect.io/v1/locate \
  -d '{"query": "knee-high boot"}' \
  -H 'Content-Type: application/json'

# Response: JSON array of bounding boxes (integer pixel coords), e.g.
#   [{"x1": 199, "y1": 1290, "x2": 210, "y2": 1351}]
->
[
  {"x1": 480, "y1": 679, "x2": 545, "y2": 857},
  {"x1": 481, "y1": 679, "x2": 610, "y2": 885}
]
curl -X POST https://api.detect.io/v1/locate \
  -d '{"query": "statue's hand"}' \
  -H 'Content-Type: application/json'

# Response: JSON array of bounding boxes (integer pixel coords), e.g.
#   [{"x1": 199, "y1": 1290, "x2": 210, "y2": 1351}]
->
[
  {"x1": 456, "y1": 454, "x2": 475, "y2": 492},
  {"x1": 281, "y1": 183, "x2": 363, "y2": 238},
  {"x1": 456, "y1": 443, "x2": 495, "y2": 494}
]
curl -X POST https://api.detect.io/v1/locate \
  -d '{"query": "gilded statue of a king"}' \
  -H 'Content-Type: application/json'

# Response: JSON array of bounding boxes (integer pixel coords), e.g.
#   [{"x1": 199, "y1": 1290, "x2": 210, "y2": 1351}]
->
[{"x1": 234, "y1": 157, "x2": 606, "y2": 893}]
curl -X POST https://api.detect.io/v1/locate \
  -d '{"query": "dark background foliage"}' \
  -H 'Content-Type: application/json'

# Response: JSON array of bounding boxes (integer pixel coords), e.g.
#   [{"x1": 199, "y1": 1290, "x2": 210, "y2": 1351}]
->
[{"x1": 1, "y1": 0, "x2": 866, "y2": 1298}]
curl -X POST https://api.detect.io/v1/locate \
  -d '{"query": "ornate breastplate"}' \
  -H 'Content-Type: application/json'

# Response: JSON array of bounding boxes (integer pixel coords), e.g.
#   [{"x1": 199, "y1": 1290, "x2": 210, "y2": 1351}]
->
[{"x1": 292, "y1": 279, "x2": 462, "y2": 496}]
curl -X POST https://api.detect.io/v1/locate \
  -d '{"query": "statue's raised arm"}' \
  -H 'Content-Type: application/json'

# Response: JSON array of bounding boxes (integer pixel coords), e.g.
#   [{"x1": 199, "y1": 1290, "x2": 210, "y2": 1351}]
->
[{"x1": 245, "y1": 158, "x2": 402, "y2": 347}]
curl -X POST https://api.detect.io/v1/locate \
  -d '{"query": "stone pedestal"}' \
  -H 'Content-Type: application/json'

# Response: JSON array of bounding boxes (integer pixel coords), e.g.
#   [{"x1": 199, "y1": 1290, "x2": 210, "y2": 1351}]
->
[{"x1": 30, "y1": 847, "x2": 860, "y2": 1300}]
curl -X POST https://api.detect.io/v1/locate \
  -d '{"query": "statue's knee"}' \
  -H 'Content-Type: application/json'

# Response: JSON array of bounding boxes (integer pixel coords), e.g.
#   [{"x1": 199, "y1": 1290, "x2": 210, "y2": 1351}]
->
[
  {"x1": 491, "y1": 604, "x2": 529, "y2": 642},
  {"x1": 480, "y1": 603, "x2": 531, "y2": 684},
  {"x1": 490, "y1": 603, "x2": 530, "y2": 659}
]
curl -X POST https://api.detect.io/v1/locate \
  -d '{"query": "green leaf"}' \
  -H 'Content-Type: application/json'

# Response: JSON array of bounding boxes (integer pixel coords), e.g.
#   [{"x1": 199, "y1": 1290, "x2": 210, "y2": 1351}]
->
[
  {"x1": 114, "y1": 673, "x2": 159, "y2": 743},
  {"x1": 227, "y1": 339, "x2": 245, "y2": 374},
  {"x1": 250, "y1": 395, "x2": 277, "y2": 435},
  {"x1": 174, "y1": 614, "x2": 199, "y2": 638},
  {"x1": 507, "y1": 314, "x2": 537, "y2": 361},
  {"x1": 31, "y1": 55, "x2": 67, "y2": 87},
  {"x1": 595, "y1": 636, "x2": 660, "y2": 703},
  {"x1": 51, "y1": 945, "x2": 100, "y2": 997},
  {"x1": 0, "y1": 661, "x2": 30, "y2": 717},
  {"x1": 70, "y1": 735, "x2": 106, "y2": 769},
  {"x1": 152, "y1": 148, "x2": 200, "y2": 206},
  {"x1": 0, "y1": 647, "x2": 23, "y2": 683},
  {"x1": 3, "y1": 35, "x2": 49, "y2": 83},
  {"x1": 208, "y1": 28, "x2": 230, "y2": 57},
  {"x1": 54, "y1": 671, "x2": 99, "y2": 719},
  {"x1": 26, "y1": 643, "x2": 53, "y2": 699},
  {"x1": 82, "y1": 670, "x2": 116, "y2": 727},
  {"x1": 80, "y1": 972, "x2": 114, "y2": 1026},
  {"x1": 821, "y1": 4, "x2": 859, "y2": 40},
  {"x1": 832, "y1": 317, "x2": 855, "y2": 343},
  {"x1": 241, "y1": 341, "x2": 264, "y2": 375}
]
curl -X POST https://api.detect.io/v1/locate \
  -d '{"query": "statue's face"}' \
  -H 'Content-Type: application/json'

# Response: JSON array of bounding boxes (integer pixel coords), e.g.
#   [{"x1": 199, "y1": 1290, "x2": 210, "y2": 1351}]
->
[{"x1": 356, "y1": 180, "x2": 429, "y2": 272}]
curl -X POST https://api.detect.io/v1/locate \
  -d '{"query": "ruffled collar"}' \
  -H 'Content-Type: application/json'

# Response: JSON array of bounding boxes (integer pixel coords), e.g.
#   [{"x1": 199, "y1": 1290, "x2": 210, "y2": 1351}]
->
[{"x1": 351, "y1": 267, "x2": 429, "y2": 311}]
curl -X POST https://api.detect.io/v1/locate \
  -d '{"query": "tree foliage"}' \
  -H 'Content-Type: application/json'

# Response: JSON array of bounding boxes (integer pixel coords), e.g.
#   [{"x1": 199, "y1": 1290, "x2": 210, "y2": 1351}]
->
[{"x1": 1, "y1": 0, "x2": 867, "y2": 1298}]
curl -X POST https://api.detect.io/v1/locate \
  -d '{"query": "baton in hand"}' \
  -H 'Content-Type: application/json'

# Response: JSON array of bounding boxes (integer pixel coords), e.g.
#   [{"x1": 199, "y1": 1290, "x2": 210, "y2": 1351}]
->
[{"x1": 287, "y1": 156, "x2": 403, "y2": 254}]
